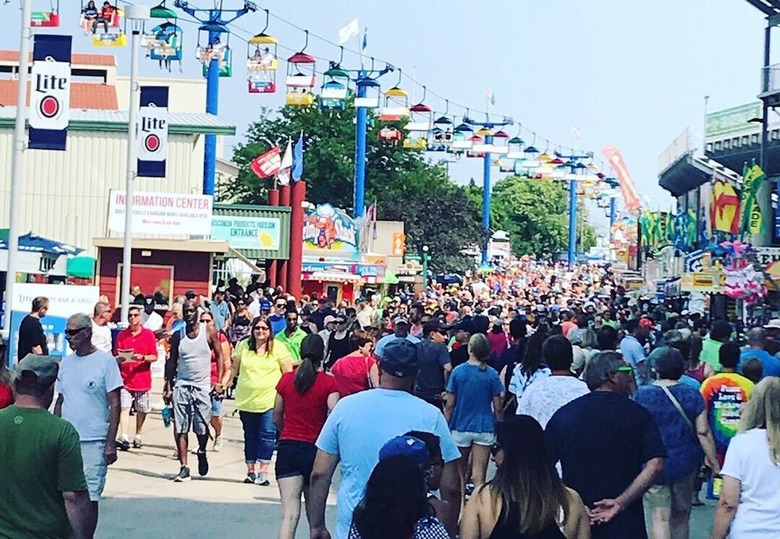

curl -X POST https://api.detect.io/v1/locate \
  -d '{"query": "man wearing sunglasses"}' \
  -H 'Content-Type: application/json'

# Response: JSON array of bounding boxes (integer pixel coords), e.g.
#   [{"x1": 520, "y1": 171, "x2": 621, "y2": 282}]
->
[
  {"x1": 546, "y1": 351, "x2": 666, "y2": 539},
  {"x1": 55, "y1": 313, "x2": 123, "y2": 512},
  {"x1": 413, "y1": 321, "x2": 452, "y2": 410},
  {"x1": 268, "y1": 297, "x2": 288, "y2": 335},
  {"x1": 114, "y1": 305, "x2": 158, "y2": 451}
]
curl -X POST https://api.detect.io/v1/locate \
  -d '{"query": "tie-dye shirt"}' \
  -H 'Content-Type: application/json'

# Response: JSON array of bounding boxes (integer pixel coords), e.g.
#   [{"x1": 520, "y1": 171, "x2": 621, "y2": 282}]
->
[{"x1": 700, "y1": 373, "x2": 754, "y2": 464}]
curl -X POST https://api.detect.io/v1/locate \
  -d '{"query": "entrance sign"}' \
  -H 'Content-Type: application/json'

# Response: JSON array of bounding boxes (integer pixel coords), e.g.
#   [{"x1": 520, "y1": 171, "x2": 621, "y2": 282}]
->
[
  {"x1": 29, "y1": 35, "x2": 72, "y2": 151},
  {"x1": 211, "y1": 216, "x2": 281, "y2": 250},
  {"x1": 107, "y1": 190, "x2": 213, "y2": 236}
]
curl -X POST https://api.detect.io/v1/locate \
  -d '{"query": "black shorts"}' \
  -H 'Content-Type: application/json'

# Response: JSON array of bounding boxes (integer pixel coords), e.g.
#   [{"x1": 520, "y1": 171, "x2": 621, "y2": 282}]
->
[{"x1": 274, "y1": 440, "x2": 317, "y2": 485}]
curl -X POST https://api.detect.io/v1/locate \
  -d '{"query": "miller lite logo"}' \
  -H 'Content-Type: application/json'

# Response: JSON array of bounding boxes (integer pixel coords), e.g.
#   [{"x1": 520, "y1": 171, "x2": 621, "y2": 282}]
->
[
  {"x1": 137, "y1": 104, "x2": 168, "y2": 162},
  {"x1": 29, "y1": 57, "x2": 70, "y2": 131}
]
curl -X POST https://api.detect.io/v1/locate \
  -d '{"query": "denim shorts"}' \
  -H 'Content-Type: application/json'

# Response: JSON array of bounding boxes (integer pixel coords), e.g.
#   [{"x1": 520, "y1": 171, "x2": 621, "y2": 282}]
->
[
  {"x1": 210, "y1": 392, "x2": 223, "y2": 417},
  {"x1": 275, "y1": 440, "x2": 317, "y2": 485},
  {"x1": 451, "y1": 430, "x2": 496, "y2": 448},
  {"x1": 81, "y1": 440, "x2": 107, "y2": 501}
]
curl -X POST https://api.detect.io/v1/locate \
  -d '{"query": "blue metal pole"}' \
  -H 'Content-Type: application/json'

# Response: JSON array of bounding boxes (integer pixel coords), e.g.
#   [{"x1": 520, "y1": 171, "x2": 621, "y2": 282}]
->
[
  {"x1": 481, "y1": 135, "x2": 493, "y2": 265},
  {"x1": 609, "y1": 196, "x2": 617, "y2": 237},
  {"x1": 353, "y1": 71, "x2": 368, "y2": 218},
  {"x1": 203, "y1": 27, "x2": 220, "y2": 196},
  {"x1": 568, "y1": 178, "x2": 577, "y2": 267}
]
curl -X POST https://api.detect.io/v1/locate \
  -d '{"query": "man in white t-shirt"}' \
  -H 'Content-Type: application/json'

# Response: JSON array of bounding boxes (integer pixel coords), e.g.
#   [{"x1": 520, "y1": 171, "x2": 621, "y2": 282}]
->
[
  {"x1": 55, "y1": 312, "x2": 123, "y2": 511},
  {"x1": 141, "y1": 296, "x2": 164, "y2": 332},
  {"x1": 91, "y1": 301, "x2": 113, "y2": 354},
  {"x1": 516, "y1": 335, "x2": 588, "y2": 427},
  {"x1": 308, "y1": 339, "x2": 461, "y2": 539}
]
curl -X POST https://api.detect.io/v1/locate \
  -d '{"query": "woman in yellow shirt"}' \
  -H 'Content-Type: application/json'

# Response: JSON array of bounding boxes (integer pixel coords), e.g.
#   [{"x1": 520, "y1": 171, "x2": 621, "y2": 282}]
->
[{"x1": 231, "y1": 316, "x2": 292, "y2": 485}]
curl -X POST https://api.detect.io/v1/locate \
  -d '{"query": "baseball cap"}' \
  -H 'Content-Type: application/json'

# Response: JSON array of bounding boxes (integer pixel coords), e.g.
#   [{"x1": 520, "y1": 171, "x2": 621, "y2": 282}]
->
[
  {"x1": 14, "y1": 354, "x2": 59, "y2": 387},
  {"x1": 379, "y1": 436, "x2": 430, "y2": 466},
  {"x1": 379, "y1": 339, "x2": 419, "y2": 377},
  {"x1": 393, "y1": 314, "x2": 410, "y2": 325},
  {"x1": 323, "y1": 315, "x2": 337, "y2": 325},
  {"x1": 764, "y1": 319, "x2": 780, "y2": 330},
  {"x1": 423, "y1": 320, "x2": 449, "y2": 335},
  {"x1": 260, "y1": 299, "x2": 272, "y2": 311},
  {"x1": 184, "y1": 290, "x2": 196, "y2": 300},
  {"x1": 143, "y1": 296, "x2": 154, "y2": 306}
]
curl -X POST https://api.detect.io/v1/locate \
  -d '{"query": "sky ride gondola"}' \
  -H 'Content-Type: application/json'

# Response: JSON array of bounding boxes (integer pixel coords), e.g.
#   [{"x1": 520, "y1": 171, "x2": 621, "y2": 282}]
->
[
  {"x1": 82, "y1": 1, "x2": 126, "y2": 47},
  {"x1": 247, "y1": 9, "x2": 278, "y2": 94},
  {"x1": 403, "y1": 86, "x2": 432, "y2": 150},
  {"x1": 140, "y1": 3, "x2": 183, "y2": 72},
  {"x1": 196, "y1": 23, "x2": 232, "y2": 77},
  {"x1": 320, "y1": 48, "x2": 350, "y2": 112},
  {"x1": 379, "y1": 68, "x2": 409, "y2": 121},
  {"x1": 286, "y1": 31, "x2": 316, "y2": 106},
  {"x1": 31, "y1": 0, "x2": 60, "y2": 27}
]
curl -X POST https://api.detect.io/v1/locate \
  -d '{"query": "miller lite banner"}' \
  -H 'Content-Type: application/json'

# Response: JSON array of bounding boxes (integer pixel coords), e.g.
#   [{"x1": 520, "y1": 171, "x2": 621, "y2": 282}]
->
[
  {"x1": 137, "y1": 86, "x2": 169, "y2": 178},
  {"x1": 29, "y1": 34, "x2": 72, "y2": 151}
]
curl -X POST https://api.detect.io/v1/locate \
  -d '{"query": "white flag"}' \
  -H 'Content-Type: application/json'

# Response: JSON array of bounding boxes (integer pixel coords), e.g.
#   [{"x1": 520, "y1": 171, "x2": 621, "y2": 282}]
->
[
  {"x1": 338, "y1": 18, "x2": 359, "y2": 45},
  {"x1": 277, "y1": 139, "x2": 293, "y2": 185}
]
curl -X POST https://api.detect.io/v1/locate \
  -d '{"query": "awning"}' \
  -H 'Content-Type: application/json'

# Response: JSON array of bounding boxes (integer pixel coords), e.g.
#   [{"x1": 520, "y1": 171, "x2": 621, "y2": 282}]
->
[
  {"x1": 67, "y1": 256, "x2": 96, "y2": 279},
  {"x1": 307, "y1": 271, "x2": 363, "y2": 283},
  {"x1": 383, "y1": 269, "x2": 399, "y2": 285},
  {"x1": 0, "y1": 232, "x2": 83, "y2": 255}
]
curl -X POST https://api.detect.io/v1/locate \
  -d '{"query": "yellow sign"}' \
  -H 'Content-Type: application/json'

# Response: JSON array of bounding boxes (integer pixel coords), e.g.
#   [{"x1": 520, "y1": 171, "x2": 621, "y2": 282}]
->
[
  {"x1": 392, "y1": 232, "x2": 406, "y2": 256},
  {"x1": 681, "y1": 271, "x2": 724, "y2": 293}
]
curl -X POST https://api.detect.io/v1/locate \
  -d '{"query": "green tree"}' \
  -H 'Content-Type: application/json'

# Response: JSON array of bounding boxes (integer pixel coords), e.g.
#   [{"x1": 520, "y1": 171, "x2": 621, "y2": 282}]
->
[
  {"x1": 228, "y1": 102, "x2": 482, "y2": 272},
  {"x1": 490, "y1": 177, "x2": 597, "y2": 259}
]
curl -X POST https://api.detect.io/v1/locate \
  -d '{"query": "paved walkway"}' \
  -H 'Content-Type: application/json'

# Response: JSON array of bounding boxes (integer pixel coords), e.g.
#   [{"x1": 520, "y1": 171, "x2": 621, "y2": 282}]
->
[{"x1": 95, "y1": 390, "x2": 717, "y2": 538}]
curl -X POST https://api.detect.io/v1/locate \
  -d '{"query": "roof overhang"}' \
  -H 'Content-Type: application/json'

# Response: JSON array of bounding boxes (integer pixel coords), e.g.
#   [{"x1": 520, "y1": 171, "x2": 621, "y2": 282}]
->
[
  {"x1": 0, "y1": 107, "x2": 236, "y2": 136},
  {"x1": 94, "y1": 238, "x2": 230, "y2": 254},
  {"x1": 658, "y1": 152, "x2": 740, "y2": 196}
]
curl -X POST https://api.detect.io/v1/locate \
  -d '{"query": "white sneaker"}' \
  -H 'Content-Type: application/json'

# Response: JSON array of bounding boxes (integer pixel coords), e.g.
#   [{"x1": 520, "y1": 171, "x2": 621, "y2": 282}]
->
[{"x1": 213, "y1": 436, "x2": 223, "y2": 452}]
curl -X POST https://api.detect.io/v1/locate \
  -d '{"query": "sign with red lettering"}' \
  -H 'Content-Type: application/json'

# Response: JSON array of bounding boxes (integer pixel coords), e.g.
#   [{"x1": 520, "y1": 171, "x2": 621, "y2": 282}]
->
[
  {"x1": 29, "y1": 34, "x2": 72, "y2": 151},
  {"x1": 107, "y1": 190, "x2": 213, "y2": 236}
]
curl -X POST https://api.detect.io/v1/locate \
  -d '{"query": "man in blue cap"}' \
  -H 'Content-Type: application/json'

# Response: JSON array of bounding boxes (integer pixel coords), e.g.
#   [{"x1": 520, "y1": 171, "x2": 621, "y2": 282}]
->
[
  {"x1": 308, "y1": 339, "x2": 461, "y2": 539},
  {"x1": 0, "y1": 354, "x2": 97, "y2": 538}
]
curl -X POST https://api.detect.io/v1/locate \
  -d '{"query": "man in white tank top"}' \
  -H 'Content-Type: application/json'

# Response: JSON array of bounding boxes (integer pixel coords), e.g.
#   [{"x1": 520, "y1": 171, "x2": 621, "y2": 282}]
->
[{"x1": 164, "y1": 300, "x2": 224, "y2": 482}]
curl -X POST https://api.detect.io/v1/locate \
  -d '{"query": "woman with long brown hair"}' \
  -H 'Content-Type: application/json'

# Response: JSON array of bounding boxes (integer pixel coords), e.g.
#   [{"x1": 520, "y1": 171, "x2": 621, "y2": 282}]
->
[{"x1": 461, "y1": 415, "x2": 590, "y2": 538}]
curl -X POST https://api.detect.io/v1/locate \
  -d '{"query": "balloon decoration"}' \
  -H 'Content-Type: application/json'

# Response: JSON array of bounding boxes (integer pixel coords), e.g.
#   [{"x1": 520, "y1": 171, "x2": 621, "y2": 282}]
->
[{"x1": 719, "y1": 240, "x2": 767, "y2": 304}]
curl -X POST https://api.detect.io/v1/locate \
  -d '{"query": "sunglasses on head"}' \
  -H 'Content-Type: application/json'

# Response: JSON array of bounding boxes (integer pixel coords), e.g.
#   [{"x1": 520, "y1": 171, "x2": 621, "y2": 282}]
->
[{"x1": 616, "y1": 365, "x2": 634, "y2": 376}]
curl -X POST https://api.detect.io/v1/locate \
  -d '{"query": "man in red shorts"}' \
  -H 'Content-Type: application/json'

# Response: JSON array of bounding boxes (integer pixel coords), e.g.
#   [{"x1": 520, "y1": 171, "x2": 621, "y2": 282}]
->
[{"x1": 115, "y1": 305, "x2": 158, "y2": 450}]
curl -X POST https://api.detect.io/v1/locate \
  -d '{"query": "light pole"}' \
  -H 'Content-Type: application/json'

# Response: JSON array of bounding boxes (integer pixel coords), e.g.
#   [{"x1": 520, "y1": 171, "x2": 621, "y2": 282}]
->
[
  {"x1": 3, "y1": 0, "x2": 32, "y2": 335},
  {"x1": 119, "y1": 4, "x2": 150, "y2": 326},
  {"x1": 421, "y1": 245, "x2": 429, "y2": 296}
]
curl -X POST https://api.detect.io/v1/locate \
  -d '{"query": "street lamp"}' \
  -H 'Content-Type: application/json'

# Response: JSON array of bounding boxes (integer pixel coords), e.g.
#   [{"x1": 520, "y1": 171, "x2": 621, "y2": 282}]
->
[
  {"x1": 119, "y1": 4, "x2": 150, "y2": 326},
  {"x1": 421, "y1": 245, "x2": 429, "y2": 296}
]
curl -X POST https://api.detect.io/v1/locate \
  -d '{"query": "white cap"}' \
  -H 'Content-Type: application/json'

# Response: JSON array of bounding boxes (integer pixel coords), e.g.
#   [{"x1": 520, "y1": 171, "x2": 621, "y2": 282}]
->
[{"x1": 764, "y1": 319, "x2": 780, "y2": 330}]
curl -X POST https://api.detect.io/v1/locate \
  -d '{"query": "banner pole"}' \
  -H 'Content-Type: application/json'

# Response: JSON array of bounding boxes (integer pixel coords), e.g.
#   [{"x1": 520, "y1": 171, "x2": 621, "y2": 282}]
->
[{"x1": 3, "y1": 0, "x2": 33, "y2": 338}]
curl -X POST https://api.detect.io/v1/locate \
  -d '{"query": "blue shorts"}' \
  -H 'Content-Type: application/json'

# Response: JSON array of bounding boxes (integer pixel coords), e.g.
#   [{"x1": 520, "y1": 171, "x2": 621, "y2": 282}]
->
[
  {"x1": 211, "y1": 392, "x2": 223, "y2": 417},
  {"x1": 81, "y1": 440, "x2": 107, "y2": 501}
]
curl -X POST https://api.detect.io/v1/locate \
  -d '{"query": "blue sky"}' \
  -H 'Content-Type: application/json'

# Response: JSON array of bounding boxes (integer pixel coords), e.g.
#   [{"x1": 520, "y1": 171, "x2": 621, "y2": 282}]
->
[{"x1": 1, "y1": 0, "x2": 773, "y2": 218}]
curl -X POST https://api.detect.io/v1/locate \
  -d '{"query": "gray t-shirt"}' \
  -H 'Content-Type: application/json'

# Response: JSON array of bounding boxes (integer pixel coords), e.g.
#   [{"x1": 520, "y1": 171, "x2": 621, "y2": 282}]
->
[{"x1": 57, "y1": 350, "x2": 124, "y2": 442}]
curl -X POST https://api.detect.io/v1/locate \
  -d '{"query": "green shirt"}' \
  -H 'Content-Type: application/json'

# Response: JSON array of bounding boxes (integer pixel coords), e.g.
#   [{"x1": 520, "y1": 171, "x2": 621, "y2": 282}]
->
[
  {"x1": 275, "y1": 328, "x2": 308, "y2": 365},
  {"x1": 700, "y1": 338, "x2": 723, "y2": 372},
  {"x1": 0, "y1": 406, "x2": 87, "y2": 539}
]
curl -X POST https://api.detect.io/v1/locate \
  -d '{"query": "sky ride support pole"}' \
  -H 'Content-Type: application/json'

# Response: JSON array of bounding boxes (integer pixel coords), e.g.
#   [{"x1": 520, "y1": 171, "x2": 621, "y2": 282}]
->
[
  {"x1": 609, "y1": 196, "x2": 617, "y2": 238},
  {"x1": 568, "y1": 177, "x2": 577, "y2": 268},
  {"x1": 353, "y1": 70, "x2": 368, "y2": 219},
  {"x1": 120, "y1": 5, "x2": 150, "y2": 326},
  {"x1": 203, "y1": 26, "x2": 220, "y2": 196},
  {"x1": 481, "y1": 135, "x2": 493, "y2": 266},
  {"x1": 4, "y1": 0, "x2": 32, "y2": 337}
]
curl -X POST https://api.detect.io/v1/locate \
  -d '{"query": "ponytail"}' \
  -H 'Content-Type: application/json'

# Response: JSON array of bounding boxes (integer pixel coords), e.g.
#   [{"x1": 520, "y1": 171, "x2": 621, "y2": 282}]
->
[
  {"x1": 468, "y1": 333, "x2": 491, "y2": 371},
  {"x1": 293, "y1": 334, "x2": 325, "y2": 395},
  {"x1": 294, "y1": 357, "x2": 318, "y2": 394}
]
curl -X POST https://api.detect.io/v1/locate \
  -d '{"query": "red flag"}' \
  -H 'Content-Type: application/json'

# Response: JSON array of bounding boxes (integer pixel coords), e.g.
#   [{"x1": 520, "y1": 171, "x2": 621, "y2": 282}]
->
[{"x1": 250, "y1": 146, "x2": 282, "y2": 179}]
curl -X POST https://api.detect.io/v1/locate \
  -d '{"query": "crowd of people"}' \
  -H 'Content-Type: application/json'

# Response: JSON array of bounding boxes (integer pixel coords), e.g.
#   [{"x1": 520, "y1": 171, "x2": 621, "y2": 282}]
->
[{"x1": 1, "y1": 260, "x2": 780, "y2": 538}]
